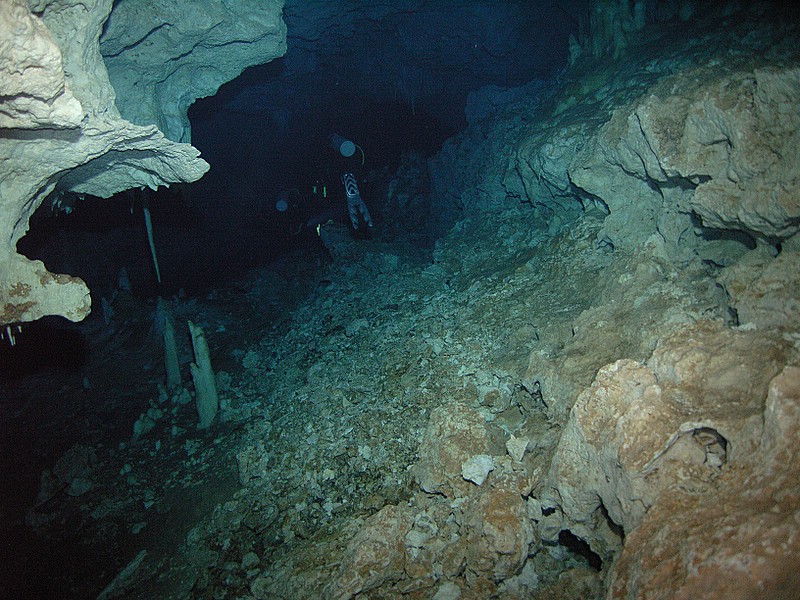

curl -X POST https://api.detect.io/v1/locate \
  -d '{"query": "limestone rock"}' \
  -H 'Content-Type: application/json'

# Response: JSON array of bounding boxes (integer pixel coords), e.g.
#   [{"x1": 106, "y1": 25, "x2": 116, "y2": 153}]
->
[
  {"x1": 684, "y1": 68, "x2": 800, "y2": 241},
  {"x1": 0, "y1": 0, "x2": 83, "y2": 129},
  {"x1": 432, "y1": 581, "x2": 462, "y2": 600},
  {"x1": 235, "y1": 441, "x2": 273, "y2": 485},
  {"x1": 402, "y1": 497, "x2": 467, "y2": 585},
  {"x1": 0, "y1": 255, "x2": 91, "y2": 325},
  {"x1": 0, "y1": 0, "x2": 286, "y2": 325},
  {"x1": 324, "y1": 505, "x2": 412, "y2": 599},
  {"x1": 522, "y1": 251, "x2": 721, "y2": 422},
  {"x1": 100, "y1": 0, "x2": 287, "y2": 143},
  {"x1": 36, "y1": 444, "x2": 97, "y2": 505},
  {"x1": 505, "y1": 435, "x2": 529, "y2": 463},
  {"x1": 463, "y1": 487, "x2": 535, "y2": 582},
  {"x1": 0, "y1": 0, "x2": 207, "y2": 325},
  {"x1": 566, "y1": 51, "x2": 800, "y2": 258},
  {"x1": 317, "y1": 223, "x2": 365, "y2": 265},
  {"x1": 240, "y1": 551, "x2": 260, "y2": 570},
  {"x1": 718, "y1": 248, "x2": 800, "y2": 330},
  {"x1": 609, "y1": 366, "x2": 800, "y2": 599},
  {"x1": 324, "y1": 458, "x2": 538, "y2": 597},
  {"x1": 544, "y1": 319, "x2": 792, "y2": 584},
  {"x1": 413, "y1": 402, "x2": 492, "y2": 498},
  {"x1": 66, "y1": 477, "x2": 93, "y2": 497},
  {"x1": 461, "y1": 454, "x2": 494, "y2": 486}
]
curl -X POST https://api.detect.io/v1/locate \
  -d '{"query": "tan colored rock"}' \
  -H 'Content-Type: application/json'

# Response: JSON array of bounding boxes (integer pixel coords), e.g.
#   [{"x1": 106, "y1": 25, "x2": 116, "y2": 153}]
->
[
  {"x1": 319, "y1": 429, "x2": 538, "y2": 597},
  {"x1": 648, "y1": 321, "x2": 787, "y2": 439},
  {"x1": 544, "y1": 358, "x2": 655, "y2": 553},
  {"x1": 609, "y1": 366, "x2": 800, "y2": 599},
  {"x1": 684, "y1": 68, "x2": 800, "y2": 241},
  {"x1": 522, "y1": 252, "x2": 719, "y2": 422},
  {"x1": 403, "y1": 501, "x2": 461, "y2": 583},
  {"x1": 324, "y1": 504, "x2": 412, "y2": 600},
  {"x1": 0, "y1": 256, "x2": 90, "y2": 325},
  {"x1": 532, "y1": 567, "x2": 603, "y2": 600},
  {"x1": 413, "y1": 402, "x2": 492, "y2": 498},
  {"x1": 463, "y1": 487, "x2": 535, "y2": 582},
  {"x1": 544, "y1": 320, "x2": 789, "y2": 561}
]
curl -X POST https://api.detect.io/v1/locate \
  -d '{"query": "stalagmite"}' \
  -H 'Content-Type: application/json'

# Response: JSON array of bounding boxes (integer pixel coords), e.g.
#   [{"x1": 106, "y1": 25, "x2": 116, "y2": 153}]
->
[{"x1": 188, "y1": 320, "x2": 218, "y2": 429}]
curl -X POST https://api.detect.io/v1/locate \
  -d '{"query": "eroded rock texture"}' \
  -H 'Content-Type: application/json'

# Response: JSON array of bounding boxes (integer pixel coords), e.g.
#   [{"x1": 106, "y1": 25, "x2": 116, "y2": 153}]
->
[
  {"x1": 0, "y1": 0, "x2": 286, "y2": 326},
  {"x1": 5, "y1": 4, "x2": 799, "y2": 600},
  {"x1": 543, "y1": 321, "x2": 791, "y2": 559},
  {"x1": 609, "y1": 365, "x2": 800, "y2": 599},
  {"x1": 100, "y1": 0, "x2": 286, "y2": 143},
  {"x1": 293, "y1": 15, "x2": 800, "y2": 600},
  {"x1": 570, "y1": 64, "x2": 800, "y2": 256}
]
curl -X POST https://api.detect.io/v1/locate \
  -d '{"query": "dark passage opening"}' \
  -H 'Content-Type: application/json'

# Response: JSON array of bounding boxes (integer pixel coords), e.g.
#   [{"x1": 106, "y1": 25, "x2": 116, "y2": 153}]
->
[{"x1": 558, "y1": 529, "x2": 603, "y2": 571}]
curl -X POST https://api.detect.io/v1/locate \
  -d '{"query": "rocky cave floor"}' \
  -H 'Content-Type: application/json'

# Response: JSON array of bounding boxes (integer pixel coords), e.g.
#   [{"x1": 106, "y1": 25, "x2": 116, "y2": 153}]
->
[
  {"x1": 1, "y1": 199, "x2": 734, "y2": 599},
  {"x1": 4, "y1": 8, "x2": 800, "y2": 599}
]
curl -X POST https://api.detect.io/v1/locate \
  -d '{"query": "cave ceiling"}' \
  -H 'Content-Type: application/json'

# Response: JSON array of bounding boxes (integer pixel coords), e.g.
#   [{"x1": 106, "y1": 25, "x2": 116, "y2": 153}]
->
[{"x1": 219, "y1": 0, "x2": 582, "y2": 130}]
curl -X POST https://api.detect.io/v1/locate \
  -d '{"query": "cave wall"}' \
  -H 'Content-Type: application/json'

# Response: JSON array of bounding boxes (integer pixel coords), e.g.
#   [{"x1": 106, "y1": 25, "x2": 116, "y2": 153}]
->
[
  {"x1": 336, "y1": 6, "x2": 800, "y2": 597},
  {"x1": 226, "y1": 0, "x2": 578, "y2": 133},
  {"x1": 430, "y1": 5, "x2": 800, "y2": 264},
  {"x1": 100, "y1": 0, "x2": 286, "y2": 144},
  {"x1": 3, "y1": 1, "x2": 798, "y2": 596},
  {"x1": 0, "y1": 0, "x2": 287, "y2": 327}
]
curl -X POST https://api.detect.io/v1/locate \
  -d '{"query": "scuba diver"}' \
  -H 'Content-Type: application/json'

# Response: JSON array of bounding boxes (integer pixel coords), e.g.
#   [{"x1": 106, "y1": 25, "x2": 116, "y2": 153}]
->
[
  {"x1": 275, "y1": 183, "x2": 342, "y2": 243},
  {"x1": 329, "y1": 133, "x2": 374, "y2": 237}
]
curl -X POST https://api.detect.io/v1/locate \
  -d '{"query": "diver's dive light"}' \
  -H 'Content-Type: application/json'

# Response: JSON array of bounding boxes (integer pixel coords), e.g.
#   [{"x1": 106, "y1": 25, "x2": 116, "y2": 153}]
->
[
  {"x1": 329, "y1": 133, "x2": 356, "y2": 157},
  {"x1": 329, "y1": 133, "x2": 365, "y2": 165}
]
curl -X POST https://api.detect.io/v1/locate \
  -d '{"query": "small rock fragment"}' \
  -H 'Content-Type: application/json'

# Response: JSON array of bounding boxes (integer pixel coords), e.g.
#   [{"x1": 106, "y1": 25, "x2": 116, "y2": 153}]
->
[
  {"x1": 461, "y1": 455, "x2": 494, "y2": 486},
  {"x1": 241, "y1": 551, "x2": 260, "y2": 570},
  {"x1": 506, "y1": 435, "x2": 529, "y2": 462},
  {"x1": 66, "y1": 477, "x2": 93, "y2": 497}
]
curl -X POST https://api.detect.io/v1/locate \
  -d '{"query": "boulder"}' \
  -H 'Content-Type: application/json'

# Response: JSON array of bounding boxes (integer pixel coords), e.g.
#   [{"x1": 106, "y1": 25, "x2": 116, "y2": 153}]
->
[
  {"x1": 543, "y1": 319, "x2": 795, "y2": 593},
  {"x1": 324, "y1": 505, "x2": 412, "y2": 599},
  {"x1": 413, "y1": 401, "x2": 493, "y2": 498},
  {"x1": 609, "y1": 365, "x2": 800, "y2": 599}
]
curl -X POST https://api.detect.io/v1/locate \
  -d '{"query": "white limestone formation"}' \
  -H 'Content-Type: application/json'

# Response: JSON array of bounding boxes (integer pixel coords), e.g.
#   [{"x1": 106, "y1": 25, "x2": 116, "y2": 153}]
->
[{"x1": 0, "y1": 0, "x2": 286, "y2": 326}]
